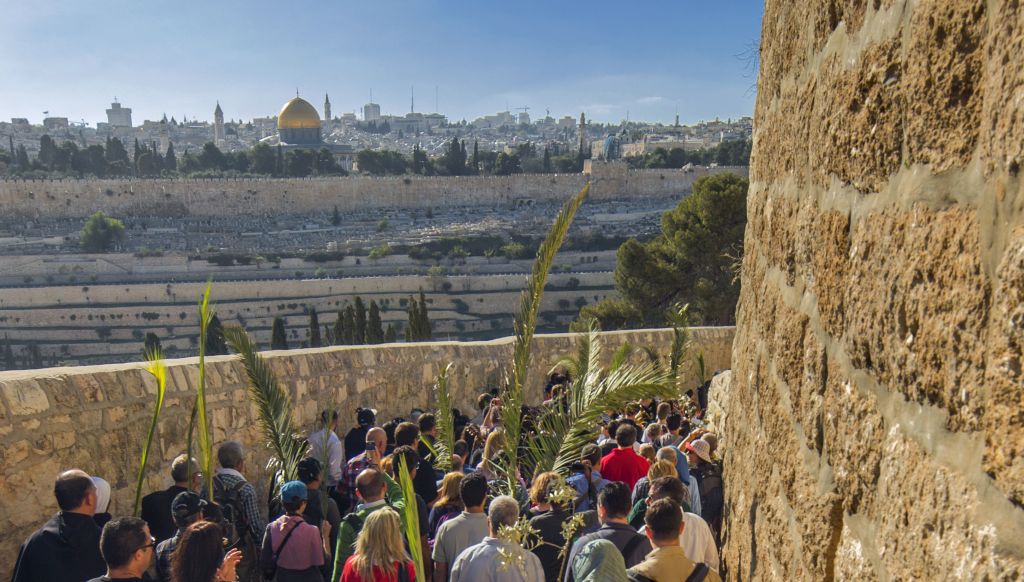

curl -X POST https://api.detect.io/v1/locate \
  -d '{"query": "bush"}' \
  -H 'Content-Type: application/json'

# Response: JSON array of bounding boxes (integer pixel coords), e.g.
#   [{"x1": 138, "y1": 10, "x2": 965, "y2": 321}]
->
[
  {"x1": 369, "y1": 243, "x2": 392, "y2": 260},
  {"x1": 80, "y1": 212, "x2": 126, "y2": 253},
  {"x1": 571, "y1": 299, "x2": 644, "y2": 332}
]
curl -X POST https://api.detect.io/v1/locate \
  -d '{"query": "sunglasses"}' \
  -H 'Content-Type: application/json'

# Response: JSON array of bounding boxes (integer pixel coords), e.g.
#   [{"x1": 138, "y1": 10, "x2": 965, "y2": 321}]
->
[{"x1": 136, "y1": 536, "x2": 156, "y2": 552}]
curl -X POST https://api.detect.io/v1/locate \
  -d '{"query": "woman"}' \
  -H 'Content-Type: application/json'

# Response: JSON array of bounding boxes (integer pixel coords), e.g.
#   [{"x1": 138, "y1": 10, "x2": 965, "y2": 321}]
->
[
  {"x1": 427, "y1": 472, "x2": 464, "y2": 542},
  {"x1": 628, "y1": 460, "x2": 678, "y2": 529},
  {"x1": 686, "y1": 438, "x2": 724, "y2": 539},
  {"x1": 477, "y1": 429, "x2": 506, "y2": 481},
  {"x1": 170, "y1": 521, "x2": 243, "y2": 582},
  {"x1": 340, "y1": 508, "x2": 416, "y2": 582},
  {"x1": 571, "y1": 539, "x2": 628, "y2": 582},
  {"x1": 91, "y1": 476, "x2": 112, "y2": 528},
  {"x1": 528, "y1": 472, "x2": 572, "y2": 582},
  {"x1": 260, "y1": 481, "x2": 324, "y2": 582}
]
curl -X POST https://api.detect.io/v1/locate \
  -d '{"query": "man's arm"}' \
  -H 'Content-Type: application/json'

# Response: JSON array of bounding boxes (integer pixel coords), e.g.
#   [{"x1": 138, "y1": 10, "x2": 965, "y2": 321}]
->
[
  {"x1": 332, "y1": 521, "x2": 356, "y2": 582},
  {"x1": 434, "y1": 561, "x2": 448, "y2": 582},
  {"x1": 241, "y1": 484, "x2": 266, "y2": 541},
  {"x1": 329, "y1": 439, "x2": 344, "y2": 485}
]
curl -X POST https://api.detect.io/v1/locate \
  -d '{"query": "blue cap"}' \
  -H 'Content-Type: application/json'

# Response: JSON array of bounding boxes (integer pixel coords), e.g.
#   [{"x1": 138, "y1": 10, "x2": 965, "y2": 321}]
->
[{"x1": 280, "y1": 480, "x2": 308, "y2": 503}]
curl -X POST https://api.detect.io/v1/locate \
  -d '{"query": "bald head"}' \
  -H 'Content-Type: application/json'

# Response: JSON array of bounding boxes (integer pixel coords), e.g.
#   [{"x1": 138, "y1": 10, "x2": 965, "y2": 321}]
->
[
  {"x1": 355, "y1": 468, "x2": 386, "y2": 502},
  {"x1": 367, "y1": 427, "x2": 387, "y2": 455},
  {"x1": 55, "y1": 469, "x2": 96, "y2": 514}
]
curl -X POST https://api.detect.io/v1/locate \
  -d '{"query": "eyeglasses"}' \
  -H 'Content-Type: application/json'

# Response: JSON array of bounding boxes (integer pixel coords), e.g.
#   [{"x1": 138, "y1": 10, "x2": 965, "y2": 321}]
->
[{"x1": 136, "y1": 536, "x2": 156, "y2": 552}]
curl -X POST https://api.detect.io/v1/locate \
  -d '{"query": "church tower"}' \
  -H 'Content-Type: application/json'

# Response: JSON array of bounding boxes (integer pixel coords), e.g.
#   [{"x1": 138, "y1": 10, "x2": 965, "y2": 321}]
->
[
  {"x1": 214, "y1": 102, "x2": 225, "y2": 147},
  {"x1": 324, "y1": 94, "x2": 332, "y2": 121},
  {"x1": 578, "y1": 112, "x2": 587, "y2": 155}
]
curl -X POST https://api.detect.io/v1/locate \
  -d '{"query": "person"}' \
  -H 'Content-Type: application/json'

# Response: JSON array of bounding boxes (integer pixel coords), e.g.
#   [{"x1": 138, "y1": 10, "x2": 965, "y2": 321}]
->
[
  {"x1": 339, "y1": 427, "x2": 388, "y2": 512},
  {"x1": 155, "y1": 491, "x2": 207, "y2": 582},
  {"x1": 685, "y1": 439, "x2": 723, "y2": 538},
  {"x1": 339, "y1": 508, "x2": 416, "y2": 582},
  {"x1": 627, "y1": 461, "x2": 679, "y2": 529},
  {"x1": 259, "y1": 481, "x2": 324, "y2": 582},
  {"x1": 476, "y1": 429, "x2": 507, "y2": 481},
  {"x1": 344, "y1": 408, "x2": 377, "y2": 462},
  {"x1": 655, "y1": 447, "x2": 699, "y2": 516},
  {"x1": 432, "y1": 472, "x2": 489, "y2": 582},
  {"x1": 640, "y1": 477, "x2": 719, "y2": 573},
  {"x1": 627, "y1": 499, "x2": 721, "y2": 582},
  {"x1": 142, "y1": 455, "x2": 200, "y2": 543},
  {"x1": 332, "y1": 467, "x2": 408, "y2": 580},
  {"x1": 12, "y1": 469, "x2": 106, "y2": 582},
  {"x1": 92, "y1": 477, "x2": 113, "y2": 528},
  {"x1": 308, "y1": 410, "x2": 345, "y2": 508},
  {"x1": 657, "y1": 414, "x2": 684, "y2": 449},
  {"x1": 87, "y1": 517, "x2": 154, "y2": 582},
  {"x1": 570, "y1": 539, "x2": 628, "y2": 582},
  {"x1": 450, "y1": 495, "x2": 544, "y2": 582},
  {"x1": 390, "y1": 445, "x2": 432, "y2": 580},
  {"x1": 170, "y1": 521, "x2": 243, "y2": 582},
  {"x1": 600, "y1": 424, "x2": 649, "y2": 490},
  {"x1": 527, "y1": 472, "x2": 572, "y2": 582},
  {"x1": 414, "y1": 413, "x2": 440, "y2": 505},
  {"x1": 638, "y1": 443, "x2": 657, "y2": 466},
  {"x1": 564, "y1": 482, "x2": 651, "y2": 582},
  {"x1": 211, "y1": 440, "x2": 265, "y2": 582},
  {"x1": 566, "y1": 444, "x2": 608, "y2": 512},
  {"x1": 296, "y1": 457, "x2": 340, "y2": 564},
  {"x1": 469, "y1": 393, "x2": 492, "y2": 426},
  {"x1": 428, "y1": 472, "x2": 465, "y2": 542}
]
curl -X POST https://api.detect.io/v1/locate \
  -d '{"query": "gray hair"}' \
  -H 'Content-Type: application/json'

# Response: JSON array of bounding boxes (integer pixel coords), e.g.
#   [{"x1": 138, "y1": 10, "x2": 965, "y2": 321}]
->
[
  {"x1": 217, "y1": 441, "x2": 245, "y2": 469},
  {"x1": 656, "y1": 447, "x2": 677, "y2": 464},
  {"x1": 488, "y1": 495, "x2": 520, "y2": 530},
  {"x1": 170, "y1": 454, "x2": 198, "y2": 483}
]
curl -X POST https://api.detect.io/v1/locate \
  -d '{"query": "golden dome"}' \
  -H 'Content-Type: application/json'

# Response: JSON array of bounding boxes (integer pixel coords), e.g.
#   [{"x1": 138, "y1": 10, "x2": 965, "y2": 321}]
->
[{"x1": 277, "y1": 97, "x2": 321, "y2": 129}]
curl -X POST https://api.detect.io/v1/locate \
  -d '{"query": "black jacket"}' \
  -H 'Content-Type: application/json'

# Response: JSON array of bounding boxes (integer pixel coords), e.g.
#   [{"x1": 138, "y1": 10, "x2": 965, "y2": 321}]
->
[
  {"x1": 11, "y1": 511, "x2": 106, "y2": 582},
  {"x1": 140, "y1": 485, "x2": 189, "y2": 543},
  {"x1": 414, "y1": 438, "x2": 439, "y2": 505}
]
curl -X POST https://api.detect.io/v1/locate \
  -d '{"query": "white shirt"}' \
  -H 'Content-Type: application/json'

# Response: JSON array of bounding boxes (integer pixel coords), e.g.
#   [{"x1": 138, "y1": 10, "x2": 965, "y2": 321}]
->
[
  {"x1": 308, "y1": 428, "x2": 344, "y2": 487},
  {"x1": 451, "y1": 537, "x2": 545, "y2": 582},
  {"x1": 640, "y1": 511, "x2": 719, "y2": 572}
]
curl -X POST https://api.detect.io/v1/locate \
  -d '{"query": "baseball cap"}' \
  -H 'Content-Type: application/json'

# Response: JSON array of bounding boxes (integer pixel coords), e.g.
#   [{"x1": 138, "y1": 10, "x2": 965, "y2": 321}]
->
[
  {"x1": 280, "y1": 480, "x2": 308, "y2": 503},
  {"x1": 171, "y1": 491, "x2": 208, "y2": 524}
]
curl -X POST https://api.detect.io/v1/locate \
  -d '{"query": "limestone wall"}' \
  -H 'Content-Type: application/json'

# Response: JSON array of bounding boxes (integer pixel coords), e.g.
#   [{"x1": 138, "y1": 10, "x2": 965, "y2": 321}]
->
[
  {"x1": 0, "y1": 165, "x2": 747, "y2": 219},
  {"x1": 727, "y1": 1, "x2": 1024, "y2": 579},
  {"x1": 0, "y1": 327, "x2": 733, "y2": 578}
]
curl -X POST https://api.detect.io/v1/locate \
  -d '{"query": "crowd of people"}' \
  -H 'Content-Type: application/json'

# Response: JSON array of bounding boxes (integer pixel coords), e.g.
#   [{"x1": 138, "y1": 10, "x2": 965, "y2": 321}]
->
[{"x1": 11, "y1": 375, "x2": 725, "y2": 582}]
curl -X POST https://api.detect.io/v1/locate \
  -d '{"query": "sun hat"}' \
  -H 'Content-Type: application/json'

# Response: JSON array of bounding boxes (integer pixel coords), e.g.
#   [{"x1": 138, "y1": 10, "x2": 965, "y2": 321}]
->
[{"x1": 685, "y1": 439, "x2": 713, "y2": 464}]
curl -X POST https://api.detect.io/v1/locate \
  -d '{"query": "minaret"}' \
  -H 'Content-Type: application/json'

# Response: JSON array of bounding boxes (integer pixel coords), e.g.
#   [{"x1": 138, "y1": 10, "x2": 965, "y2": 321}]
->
[
  {"x1": 324, "y1": 94, "x2": 332, "y2": 120},
  {"x1": 578, "y1": 112, "x2": 587, "y2": 155},
  {"x1": 159, "y1": 118, "x2": 169, "y2": 154},
  {"x1": 214, "y1": 102, "x2": 224, "y2": 147}
]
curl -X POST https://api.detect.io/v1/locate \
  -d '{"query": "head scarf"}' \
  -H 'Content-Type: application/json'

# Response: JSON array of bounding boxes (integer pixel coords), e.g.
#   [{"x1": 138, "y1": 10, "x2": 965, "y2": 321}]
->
[
  {"x1": 572, "y1": 539, "x2": 628, "y2": 582},
  {"x1": 91, "y1": 477, "x2": 111, "y2": 514},
  {"x1": 659, "y1": 446, "x2": 690, "y2": 484}
]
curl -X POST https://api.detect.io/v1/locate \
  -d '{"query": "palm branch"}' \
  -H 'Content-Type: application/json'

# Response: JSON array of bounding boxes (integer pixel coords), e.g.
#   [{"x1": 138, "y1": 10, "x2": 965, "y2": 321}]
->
[
  {"x1": 195, "y1": 280, "x2": 215, "y2": 496},
  {"x1": 134, "y1": 347, "x2": 167, "y2": 516},
  {"x1": 432, "y1": 363, "x2": 455, "y2": 472},
  {"x1": 223, "y1": 325, "x2": 309, "y2": 496},
  {"x1": 397, "y1": 460, "x2": 427, "y2": 582},
  {"x1": 497, "y1": 182, "x2": 590, "y2": 495}
]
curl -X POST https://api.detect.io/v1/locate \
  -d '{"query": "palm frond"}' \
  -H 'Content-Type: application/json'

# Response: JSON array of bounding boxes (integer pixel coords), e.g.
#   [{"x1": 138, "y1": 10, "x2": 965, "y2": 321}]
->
[
  {"x1": 397, "y1": 460, "x2": 427, "y2": 582},
  {"x1": 134, "y1": 347, "x2": 167, "y2": 516},
  {"x1": 195, "y1": 280, "x2": 215, "y2": 496},
  {"x1": 498, "y1": 182, "x2": 590, "y2": 494},
  {"x1": 432, "y1": 363, "x2": 455, "y2": 472},
  {"x1": 609, "y1": 341, "x2": 635, "y2": 371},
  {"x1": 223, "y1": 325, "x2": 309, "y2": 495}
]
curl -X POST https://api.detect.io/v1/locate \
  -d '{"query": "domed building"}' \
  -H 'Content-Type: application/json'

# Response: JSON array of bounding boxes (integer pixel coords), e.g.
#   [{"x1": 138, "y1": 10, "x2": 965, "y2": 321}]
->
[{"x1": 277, "y1": 96, "x2": 322, "y2": 145}]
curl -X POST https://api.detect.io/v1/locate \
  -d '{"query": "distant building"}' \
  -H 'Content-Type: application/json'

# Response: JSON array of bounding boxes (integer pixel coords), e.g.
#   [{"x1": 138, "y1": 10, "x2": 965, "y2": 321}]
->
[
  {"x1": 214, "y1": 102, "x2": 225, "y2": 146},
  {"x1": 106, "y1": 100, "x2": 133, "y2": 128},
  {"x1": 273, "y1": 95, "x2": 354, "y2": 170},
  {"x1": 517, "y1": 111, "x2": 530, "y2": 125},
  {"x1": 363, "y1": 102, "x2": 381, "y2": 122},
  {"x1": 43, "y1": 117, "x2": 69, "y2": 131}
]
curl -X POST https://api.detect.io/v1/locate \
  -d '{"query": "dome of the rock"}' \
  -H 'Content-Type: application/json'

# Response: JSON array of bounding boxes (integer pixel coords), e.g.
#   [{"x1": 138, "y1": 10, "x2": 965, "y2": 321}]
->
[{"x1": 277, "y1": 97, "x2": 321, "y2": 130}]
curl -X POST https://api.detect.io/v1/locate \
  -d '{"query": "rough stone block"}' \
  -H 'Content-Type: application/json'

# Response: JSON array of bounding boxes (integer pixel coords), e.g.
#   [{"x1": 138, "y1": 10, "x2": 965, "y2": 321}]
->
[{"x1": 0, "y1": 380, "x2": 49, "y2": 416}]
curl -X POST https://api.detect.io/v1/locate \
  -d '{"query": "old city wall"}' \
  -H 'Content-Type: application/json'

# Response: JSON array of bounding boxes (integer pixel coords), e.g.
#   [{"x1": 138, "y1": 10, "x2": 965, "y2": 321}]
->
[
  {"x1": 0, "y1": 327, "x2": 734, "y2": 577},
  {"x1": 725, "y1": 0, "x2": 1024, "y2": 580},
  {"x1": 0, "y1": 165, "x2": 746, "y2": 219}
]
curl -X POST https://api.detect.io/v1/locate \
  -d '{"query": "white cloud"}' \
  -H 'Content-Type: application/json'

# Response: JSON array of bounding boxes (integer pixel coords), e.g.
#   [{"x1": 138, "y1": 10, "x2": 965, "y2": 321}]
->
[{"x1": 636, "y1": 96, "x2": 664, "y2": 104}]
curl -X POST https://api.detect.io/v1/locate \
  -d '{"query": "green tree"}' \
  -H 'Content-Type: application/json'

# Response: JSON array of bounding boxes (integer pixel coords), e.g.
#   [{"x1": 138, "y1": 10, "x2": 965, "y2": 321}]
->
[
  {"x1": 271, "y1": 317, "x2": 288, "y2": 349},
  {"x1": 39, "y1": 135, "x2": 57, "y2": 169},
  {"x1": 331, "y1": 205, "x2": 341, "y2": 226},
  {"x1": 308, "y1": 307, "x2": 322, "y2": 347},
  {"x1": 343, "y1": 305, "x2": 356, "y2": 344},
  {"x1": 143, "y1": 332, "x2": 162, "y2": 354},
  {"x1": 493, "y1": 152, "x2": 521, "y2": 175},
  {"x1": 384, "y1": 324, "x2": 397, "y2": 343},
  {"x1": 164, "y1": 142, "x2": 178, "y2": 172},
  {"x1": 251, "y1": 142, "x2": 275, "y2": 174},
  {"x1": 206, "y1": 314, "x2": 228, "y2": 355},
  {"x1": 285, "y1": 149, "x2": 315, "y2": 176},
  {"x1": 2, "y1": 336, "x2": 15, "y2": 370},
  {"x1": 571, "y1": 299, "x2": 644, "y2": 332},
  {"x1": 354, "y1": 297, "x2": 367, "y2": 344},
  {"x1": 198, "y1": 142, "x2": 226, "y2": 171},
  {"x1": 333, "y1": 310, "x2": 346, "y2": 346},
  {"x1": 406, "y1": 297, "x2": 419, "y2": 341},
  {"x1": 367, "y1": 300, "x2": 384, "y2": 344},
  {"x1": 15, "y1": 144, "x2": 29, "y2": 169},
  {"x1": 417, "y1": 290, "x2": 431, "y2": 340},
  {"x1": 80, "y1": 211, "x2": 126, "y2": 253},
  {"x1": 542, "y1": 145, "x2": 552, "y2": 173},
  {"x1": 613, "y1": 172, "x2": 747, "y2": 325},
  {"x1": 471, "y1": 140, "x2": 480, "y2": 174}
]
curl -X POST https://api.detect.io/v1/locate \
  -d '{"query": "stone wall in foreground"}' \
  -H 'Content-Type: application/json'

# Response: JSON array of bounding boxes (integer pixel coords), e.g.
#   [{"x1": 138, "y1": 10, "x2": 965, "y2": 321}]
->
[
  {"x1": 726, "y1": 0, "x2": 1024, "y2": 579},
  {"x1": 0, "y1": 327, "x2": 733, "y2": 578}
]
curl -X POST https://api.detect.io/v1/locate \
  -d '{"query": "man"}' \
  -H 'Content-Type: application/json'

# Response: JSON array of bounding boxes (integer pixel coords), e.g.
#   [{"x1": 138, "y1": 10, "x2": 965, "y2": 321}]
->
[
  {"x1": 141, "y1": 454, "x2": 199, "y2": 543},
  {"x1": 469, "y1": 392, "x2": 492, "y2": 426},
  {"x1": 12, "y1": 469, "x2": 106, "y2": 582},
  {"x1": 563, "y1": 482, "x2": 651, "y2": 582},
  {"x1": 154, "y1": 491, "x2": 205, "y2": 582},
  {"x1": 628, "y1": 499, "x2": 720, "y2": 582},
  {"x1": 331, "y1": 466, "x2": 407, "y2": 580},
  {"x1": 600, "y1": 424, "x2": 649, "y2": 489},
  {"x1": 566, "y1": 444, "x2": 609, "y2": 512},
  {"x1": 338, "y1": 426, "x2": 387, "y2": 512},
  {"x1": 415, "y1": 413, "x2": 440, "y2": 505},
  {"x1": 307, "y1": 410, "x2": 344, "y2": 503},
  {"x1": 87, "y1": 517, "x2": 155, "y2": 582},
  {"x1": 211, "y1": 441, "x2": 264, "y2": 582},
  {"x1": 343, "y1": 407, "x2": 376, "y2": 462},
  {"x1": 657, "y1": 414, "x2": 685, "y2": 449},
  {"x1": 450, "y1": 495, "x2": 544, "y2": 582},
  {"x1": 433, "y1": 472, "x2": 489, "y2": 582},
  {"x1": 639, "y1": 476, "x2": 719, "y2": 572},
  {"x1": 296, "y1": 457, "x2": 340, "y2": 562}
]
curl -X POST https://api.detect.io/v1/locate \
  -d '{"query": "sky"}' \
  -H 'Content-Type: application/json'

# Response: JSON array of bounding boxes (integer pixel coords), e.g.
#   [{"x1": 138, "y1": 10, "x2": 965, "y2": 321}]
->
[{"x1": 0, "y1": 1, "x2": 764, "y2": 127}]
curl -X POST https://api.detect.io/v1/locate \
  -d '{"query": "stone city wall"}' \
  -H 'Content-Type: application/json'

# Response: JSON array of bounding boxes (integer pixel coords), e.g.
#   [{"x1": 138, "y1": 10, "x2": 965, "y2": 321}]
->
[
  {"x1": 726, "y1": 0, "x2": 1024, "y2": 580},
  {"x1": 0, "y1": 327, "x2": 734, "y2": 578},
  {"x1": 0, "y1": 164, "x2": 746, "y2": 219}
]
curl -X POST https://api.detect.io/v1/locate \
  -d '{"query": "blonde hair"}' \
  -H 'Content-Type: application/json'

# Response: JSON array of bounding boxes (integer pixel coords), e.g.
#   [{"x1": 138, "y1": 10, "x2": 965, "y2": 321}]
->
[
  {"x1": 435, "y1": 472, "x2": 465, "y2": 509},
  {"x1": 648, "y1": 459, "x2": 677, "y2": 481},
  {"x1": 529, "y1": 471, "x2": 564, "y2": 506},
  {"x1": 379, "y1": 454, "x2": 394, "y2": 477},
  {"x1": 352, "y1": 507, "x2": 408, "y2": 580},
  {"x1": 480, "y1": 430, "x2": 506, "y2": 476},
  {"x1": 638, "y1": 443, "x2": 657, "y2": 464}
]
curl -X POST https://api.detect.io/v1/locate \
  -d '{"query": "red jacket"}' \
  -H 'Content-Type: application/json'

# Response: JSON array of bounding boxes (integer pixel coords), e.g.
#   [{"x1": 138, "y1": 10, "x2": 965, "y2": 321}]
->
[{"x1": 600, "y1": 447, "x2": 650, "y2": 490}]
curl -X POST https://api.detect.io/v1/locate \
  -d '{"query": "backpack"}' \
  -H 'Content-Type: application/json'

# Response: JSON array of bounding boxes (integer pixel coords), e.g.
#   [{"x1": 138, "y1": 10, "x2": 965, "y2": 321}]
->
[{"x1": 213, "y1": 475, "x2": 251, "y2": 545}]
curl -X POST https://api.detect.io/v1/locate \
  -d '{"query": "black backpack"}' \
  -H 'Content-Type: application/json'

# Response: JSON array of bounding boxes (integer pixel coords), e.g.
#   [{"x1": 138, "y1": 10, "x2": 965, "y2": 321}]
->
[{"x1": 213, "y1": 475, "x2": 251, "y2": 545}]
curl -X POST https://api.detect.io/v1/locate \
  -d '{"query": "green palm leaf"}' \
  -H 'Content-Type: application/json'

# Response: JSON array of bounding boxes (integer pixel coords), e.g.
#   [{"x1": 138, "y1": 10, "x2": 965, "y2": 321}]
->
[
  {"x1": 134, "y1": 347, "x2": 167, "y2": 515},
  {"x1": 195, "y1": 280, "x2": 215, "y2": 496},
  {"x1": 397, "y1": 459, "x2": 427, "y2": 582},
  {"x1": 223, "y1": 325, "x2": 309, "y2": 495},
  {"x1": 432, "y1": 363, "x2": 455, "y2": 472}
]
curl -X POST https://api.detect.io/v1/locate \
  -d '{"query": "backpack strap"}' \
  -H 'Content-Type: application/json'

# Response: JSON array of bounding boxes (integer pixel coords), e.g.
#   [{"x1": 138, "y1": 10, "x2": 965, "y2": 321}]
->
[
  {"x1": 273, "y1": 521, "x2": 301, "y2": 560},
  {"x1": 621, "y1": 533, "x2": 646, "y2": 562},
  {"x1": 684, "y1": 563, "x2": 710, "y2": 582},
  {"x1": 342, "y1": 512, "x2": 364, "y2": 534}
]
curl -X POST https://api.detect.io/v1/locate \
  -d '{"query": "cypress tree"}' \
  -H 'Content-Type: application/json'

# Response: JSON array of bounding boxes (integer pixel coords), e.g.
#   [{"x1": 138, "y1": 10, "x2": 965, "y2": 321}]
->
[
  {"x1": 271, "y1": 317, "x2": 288, "y2": 349},
  {"x1": 323, "y1": 324, "x2": 335, "y2": 346},
  {"x1": 354, "y1": 297, "x2": 367, "y2": 344},
  {"x1": 308, "y1": 307, "x2": 322, "y2": 347},
  {"x1": 343, "y1": 305, "x2": 356, "y2": 344},
  {"x1": 472, "y1": 140, "x2": 480, "y2": 174},
  {"x1": 385, "y1": 324, "x2": 397, "y2": 343},
  {"x1": 406, "y1": 297, "x2": 419, "y2": 341},
  {"x1": 2, "y1": 336, "x2": 14, "y2": 370},
  {"x1": 143, "y1": 332, "x2": 162, "y2": 355},
  {"x1": 367, "y1": 300, "x2": 383, "y2": 344},
  {"x1": 206, "y1": 314, "x2": 228, "y2": 355},
  {"x1": 333, "y1": 310, "x2": 345, "y2": 346},
  {"x1": 418, "y1": 290, "x2": 431, "y2": 340},
  {"x1": 165, "y1": 142, "x2": 177, "y2": 172},
  {"x1": 275, "y1": 144, "x2": 283, "y2": 176}
]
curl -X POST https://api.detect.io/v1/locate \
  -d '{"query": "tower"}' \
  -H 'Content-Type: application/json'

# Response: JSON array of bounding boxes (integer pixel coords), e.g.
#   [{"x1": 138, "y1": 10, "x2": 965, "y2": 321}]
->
[
  {"x1": 214, "y1": 102, "x2": 224, "y2": 147},
  {"x1": 578, "y1": 112, "x2": 587, "y2": 155},
  {"x1": 159, "y1": 118, "x2": 169, "y2": 154},
  {"x1": 324, "y1": 94, "x2": 332, "y2": 121}
]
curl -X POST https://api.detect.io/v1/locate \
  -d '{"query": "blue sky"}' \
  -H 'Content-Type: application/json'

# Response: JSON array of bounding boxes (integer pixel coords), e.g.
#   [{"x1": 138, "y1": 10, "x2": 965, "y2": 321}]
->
[{"x1": 1, "y1": 1, "x2": 764, "y2": 126}]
